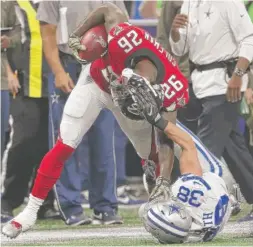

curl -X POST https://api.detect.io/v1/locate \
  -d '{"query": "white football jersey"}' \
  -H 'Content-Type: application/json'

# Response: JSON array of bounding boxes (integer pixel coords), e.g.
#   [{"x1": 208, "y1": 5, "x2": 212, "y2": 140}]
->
[
  {"x1": 171, "y1": 172, "x2": 231, "y2": 242},
  {"x1": 175, "y1": 120, "x2": 235, "y2": 195},
  {"x1": 175, "y1": 120, "x2": 223, "y2": 176}
]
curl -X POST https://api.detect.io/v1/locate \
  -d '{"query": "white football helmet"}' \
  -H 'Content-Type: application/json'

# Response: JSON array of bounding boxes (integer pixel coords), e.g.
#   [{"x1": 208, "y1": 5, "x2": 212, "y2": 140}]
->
[{"x1": 142, "y1": 201, "x2": 192, "y2": 244}]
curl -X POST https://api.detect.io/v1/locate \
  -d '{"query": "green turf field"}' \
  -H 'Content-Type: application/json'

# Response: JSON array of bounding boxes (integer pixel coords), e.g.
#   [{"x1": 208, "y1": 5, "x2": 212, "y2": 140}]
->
[{"x1": 2, "y1": 204, "x2": 252, "y2": 246}]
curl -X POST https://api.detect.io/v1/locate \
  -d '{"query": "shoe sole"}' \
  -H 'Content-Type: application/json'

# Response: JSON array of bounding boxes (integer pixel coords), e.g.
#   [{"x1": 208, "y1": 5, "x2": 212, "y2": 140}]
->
[
  {"x1": 66, "y1": 218, "x2": 92, "y2": 226},
  {"x1": 104, "y1": 220, "x2": 123, "y2": 225},
  {"x1": 92, "y1": 218, "x2": 123, "y2": 225}
]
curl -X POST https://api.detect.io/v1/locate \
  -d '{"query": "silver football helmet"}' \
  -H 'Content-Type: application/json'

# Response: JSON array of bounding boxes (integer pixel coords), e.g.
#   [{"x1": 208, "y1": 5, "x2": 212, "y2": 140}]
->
[{"x1": 140, "y1": 201, "x2": 192, "y2": 244}]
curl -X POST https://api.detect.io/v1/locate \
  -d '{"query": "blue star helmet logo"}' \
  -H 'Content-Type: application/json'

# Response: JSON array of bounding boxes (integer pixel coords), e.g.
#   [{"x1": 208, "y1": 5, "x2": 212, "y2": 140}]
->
[{"x1": 168, "y1": 204, "x2": 181, "y2": 214}]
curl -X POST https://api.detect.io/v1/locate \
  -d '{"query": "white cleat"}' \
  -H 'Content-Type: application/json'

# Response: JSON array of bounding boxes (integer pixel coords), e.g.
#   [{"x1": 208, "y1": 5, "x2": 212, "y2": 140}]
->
[
  {"x1": 2, "y1": 210, "x2": 37, "y2": 239},
  {"x1": 2, "y1": 220, "x2": 23, "y2": 239}
]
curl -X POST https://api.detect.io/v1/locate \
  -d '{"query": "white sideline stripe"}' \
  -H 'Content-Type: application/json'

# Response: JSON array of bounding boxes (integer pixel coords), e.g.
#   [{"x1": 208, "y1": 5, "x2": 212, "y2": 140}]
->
[
  {"x1": 147, "y1": 211, "x2": 187, "y2": 237},
  {"x1": 1, "y1": 115, "x2": 14, "y2": 192}
]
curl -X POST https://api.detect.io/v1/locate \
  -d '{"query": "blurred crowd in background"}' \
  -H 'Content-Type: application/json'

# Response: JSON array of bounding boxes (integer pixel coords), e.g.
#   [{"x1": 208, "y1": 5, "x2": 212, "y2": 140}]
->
[{"x1": 1, "y1": 0, "x2": 253, "y2": 226}]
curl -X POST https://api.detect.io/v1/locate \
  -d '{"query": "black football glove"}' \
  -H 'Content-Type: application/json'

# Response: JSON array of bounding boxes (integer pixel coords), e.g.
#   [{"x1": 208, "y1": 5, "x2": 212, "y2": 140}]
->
[{"x1": 121, "y1": 69, "x2": 168, "y2": 131}]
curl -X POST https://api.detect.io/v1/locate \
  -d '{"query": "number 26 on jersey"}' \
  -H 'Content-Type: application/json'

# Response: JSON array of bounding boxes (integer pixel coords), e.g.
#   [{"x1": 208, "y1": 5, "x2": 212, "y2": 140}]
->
[
  {"x1": 117, "y1": 30, "x2": 142, "y2": 53},
  {"x1": 162, "y1": 75, "x2": 184, "y2": 100}
]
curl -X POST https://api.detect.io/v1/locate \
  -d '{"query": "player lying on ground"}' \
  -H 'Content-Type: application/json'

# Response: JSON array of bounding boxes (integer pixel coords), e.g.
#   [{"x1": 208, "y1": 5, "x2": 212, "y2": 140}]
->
[
  {"x1": 1, "y1": 3, "x2": 190, "y2": 238},
  {"x1": 142, "y1": 119, "x2": 240, "y2": 215},
  {"x1": 126, "y1": 73, "x2": 231, "y2": 243}
]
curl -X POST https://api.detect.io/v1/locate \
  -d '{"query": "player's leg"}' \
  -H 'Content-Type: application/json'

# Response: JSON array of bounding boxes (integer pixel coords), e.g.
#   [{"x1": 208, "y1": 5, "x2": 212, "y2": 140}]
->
[
  {"x1": 112, "y1": 111, "x2": 156, "y2": 195},
  {"x1": 110, "y1": 105, "x2": 176, "y2": 200},
  {"x1": 1, "y1": 97, "x2": 44, "y2": 222},
  {"x1": 1, "y1": 68, "x2": 103, "y2": 238},
  {"x1": 48, "y1": 64, "x2": 89, "y2": 224},
  {"x1": 111, "y1": 108, "x2": 153, "y2": 160},
  {"x1": 0, "y1": 90, "x2": 9, "y2": 157},
  {"x1": 114, "y1": 120, "x2": 128, "y2": 188}
]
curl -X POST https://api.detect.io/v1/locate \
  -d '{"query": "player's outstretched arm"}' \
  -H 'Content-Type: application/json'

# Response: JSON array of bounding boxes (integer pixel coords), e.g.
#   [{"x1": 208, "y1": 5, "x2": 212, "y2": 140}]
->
[
  {"x1": 72, "y1": 3, "x2": 128, "y2": 37},
  {"x1": 163, "y1": 121, "x2": 202, "y2": 176}
]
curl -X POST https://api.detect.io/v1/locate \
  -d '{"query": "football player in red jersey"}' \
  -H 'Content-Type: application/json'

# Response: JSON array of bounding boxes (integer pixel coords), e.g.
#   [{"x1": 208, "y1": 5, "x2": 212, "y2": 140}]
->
[
  {"x1": 70, "y1": 2, "x2": 189, "y2": 194},
  {"x1": 2, "y1": 3, "x2": 190, "y2": 238}
]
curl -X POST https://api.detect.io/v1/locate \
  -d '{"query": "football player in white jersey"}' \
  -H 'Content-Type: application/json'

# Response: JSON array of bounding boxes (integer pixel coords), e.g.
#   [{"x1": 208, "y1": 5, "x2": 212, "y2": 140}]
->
[
  {"x1": 174, "y1": 121, "x2": 241, "y2": 216},
  {"x1": 143, "y1": 119, "x2": 239, "y2": 207},
  {"x1": 125, "y1": 69, "x2": 232, "y2": 243},
  {"x1": 140, "y1": 120, "x2": 232, "y2": 243}
]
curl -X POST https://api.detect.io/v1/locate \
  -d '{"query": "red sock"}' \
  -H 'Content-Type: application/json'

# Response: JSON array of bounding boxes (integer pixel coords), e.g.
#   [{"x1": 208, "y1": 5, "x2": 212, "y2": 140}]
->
[{"x1": 31, "y1": 140, "x2": 74, "y2": 199}]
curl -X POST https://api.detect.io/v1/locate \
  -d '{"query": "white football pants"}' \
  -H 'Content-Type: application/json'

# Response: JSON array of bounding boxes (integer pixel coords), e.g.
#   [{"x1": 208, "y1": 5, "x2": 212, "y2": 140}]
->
[{"x1": 60, "y1": 64, "x2": 152, "y2": 159}]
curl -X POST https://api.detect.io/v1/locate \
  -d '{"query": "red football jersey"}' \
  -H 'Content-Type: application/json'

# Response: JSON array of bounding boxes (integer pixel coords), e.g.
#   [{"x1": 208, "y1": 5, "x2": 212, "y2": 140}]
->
[{"x1": 107, "y1": 22, "x2": 189, "y2": 111}]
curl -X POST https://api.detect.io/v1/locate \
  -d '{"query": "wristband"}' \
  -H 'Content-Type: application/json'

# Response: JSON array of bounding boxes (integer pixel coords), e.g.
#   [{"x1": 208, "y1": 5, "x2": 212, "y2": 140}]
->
[{"x1": 155, "y1": 116, "x2": 169, "y2": 131}]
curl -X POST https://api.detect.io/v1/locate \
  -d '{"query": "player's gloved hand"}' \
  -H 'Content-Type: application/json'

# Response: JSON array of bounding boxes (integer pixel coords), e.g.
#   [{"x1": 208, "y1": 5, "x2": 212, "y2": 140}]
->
[
  {"x1": 142, "y1": 160, "x2": 157, "y2": 195},
  {"x1": 121, "y1": 69, "x2": 168, "y2": 131},
  {"x1": 149, "y1": 176, "x2": 171, "y2": 203},
  {"x1": 68, "y1": 33, "x2": 88, "y2": 64}
]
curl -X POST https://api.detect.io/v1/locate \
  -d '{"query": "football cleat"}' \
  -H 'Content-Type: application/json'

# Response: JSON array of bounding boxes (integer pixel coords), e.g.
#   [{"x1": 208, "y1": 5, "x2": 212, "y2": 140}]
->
[
  {"x1": 2, "y1": 210, "x2": 37, "y2": 238},
  {"x1": 2, "y1": 220, "x2": 22, "y2": 239},
  {"x1": 93, "y1": 210, "x2": 123, "y2": 225}
]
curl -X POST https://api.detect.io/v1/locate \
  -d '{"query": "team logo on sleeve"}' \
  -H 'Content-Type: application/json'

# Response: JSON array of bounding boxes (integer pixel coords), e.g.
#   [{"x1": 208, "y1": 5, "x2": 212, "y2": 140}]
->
[
  {"x1": 177, "y1": 95, "x2": 187, "y2": 108},
  {"x1": 113, "y1": 25, "x2": 123, "y2": 36},
  {"x1": 165, "y1": 102, "x2": 176, "y2": 112}
]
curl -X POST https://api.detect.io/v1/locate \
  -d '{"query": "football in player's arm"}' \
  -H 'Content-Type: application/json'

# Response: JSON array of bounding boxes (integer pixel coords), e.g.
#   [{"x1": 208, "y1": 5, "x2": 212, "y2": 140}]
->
[{"x1": 69, "y1": 2, "x2": 181, "y2": 201}]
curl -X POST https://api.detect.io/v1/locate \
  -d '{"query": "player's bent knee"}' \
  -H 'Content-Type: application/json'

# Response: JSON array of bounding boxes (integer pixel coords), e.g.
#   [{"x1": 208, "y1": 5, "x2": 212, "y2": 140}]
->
[
  {"x1": 64, "y1": 88, "x2": 92, "y2": 119},
  {"x1": 60, "y1": 116, "x2": 85, "y2": 149}
]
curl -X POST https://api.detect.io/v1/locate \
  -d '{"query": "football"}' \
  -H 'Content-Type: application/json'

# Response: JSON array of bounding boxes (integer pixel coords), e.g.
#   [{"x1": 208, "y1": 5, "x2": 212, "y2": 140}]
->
[{"x1": 78, "y1": 25, "x2": 108, "y2": 62}]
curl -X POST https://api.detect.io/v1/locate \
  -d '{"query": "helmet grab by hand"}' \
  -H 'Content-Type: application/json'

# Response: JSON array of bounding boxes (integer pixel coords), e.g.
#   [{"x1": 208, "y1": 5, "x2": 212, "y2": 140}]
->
[{"x1": 122, "y1": 68, "x2": 168, "y2": 130}]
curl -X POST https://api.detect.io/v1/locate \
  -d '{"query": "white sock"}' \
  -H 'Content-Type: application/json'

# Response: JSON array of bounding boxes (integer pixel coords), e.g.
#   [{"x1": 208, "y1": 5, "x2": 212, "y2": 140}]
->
[{"x1": 24, "y1": 194, "x2": 44, "y2": 214}]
